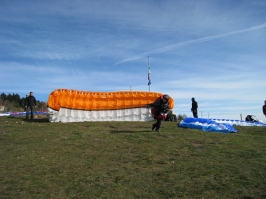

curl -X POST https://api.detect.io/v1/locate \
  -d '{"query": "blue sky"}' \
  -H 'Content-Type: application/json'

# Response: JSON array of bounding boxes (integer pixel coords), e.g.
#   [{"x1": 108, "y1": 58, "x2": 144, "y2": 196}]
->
[{"x1": 1, "y1": 0, "x2": 266, "y2": 121}]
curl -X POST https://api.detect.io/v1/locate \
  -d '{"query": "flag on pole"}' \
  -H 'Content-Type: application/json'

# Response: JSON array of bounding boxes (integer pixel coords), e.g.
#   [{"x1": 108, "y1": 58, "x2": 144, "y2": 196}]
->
[{"x1": 148, "y1": 68, "x2": 151, "y2": 85}]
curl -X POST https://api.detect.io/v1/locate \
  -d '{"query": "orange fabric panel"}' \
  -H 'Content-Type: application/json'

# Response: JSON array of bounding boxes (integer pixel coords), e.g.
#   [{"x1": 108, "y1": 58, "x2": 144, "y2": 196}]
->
[
  {"x1": 47, "y1": 89, "x2": 174, "y2": 111},
  {"x1": 169, "y1": 98, "x2": 174, "y2": 109}
]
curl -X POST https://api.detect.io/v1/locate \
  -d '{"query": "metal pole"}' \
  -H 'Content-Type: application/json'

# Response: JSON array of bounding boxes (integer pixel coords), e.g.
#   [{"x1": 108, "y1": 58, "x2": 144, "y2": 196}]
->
[{"x1": 148, "y1": 56, "x2": 150, "y2": 92}]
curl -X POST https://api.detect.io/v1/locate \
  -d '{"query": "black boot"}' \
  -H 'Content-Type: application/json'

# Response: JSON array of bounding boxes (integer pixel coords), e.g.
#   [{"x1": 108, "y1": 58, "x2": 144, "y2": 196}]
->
[{"x1": 152, "y1": 124, "x2": 156, "y2": 131}]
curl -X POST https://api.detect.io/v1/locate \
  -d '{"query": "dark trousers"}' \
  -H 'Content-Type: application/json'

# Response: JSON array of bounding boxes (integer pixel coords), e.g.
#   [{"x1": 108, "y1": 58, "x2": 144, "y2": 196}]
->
[
  {"x1": 153, "y1": 118, "x2": 163, "y2": 130},
  {"x1": 26, "y1": 106, "x2": 35, "y2": 119},
  {"x1": 192, "y1": 110, "x2": 198, "y2": 118}
]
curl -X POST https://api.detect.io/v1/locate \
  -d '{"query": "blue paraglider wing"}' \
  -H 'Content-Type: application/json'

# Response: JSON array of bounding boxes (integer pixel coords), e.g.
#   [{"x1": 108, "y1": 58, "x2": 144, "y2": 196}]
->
[{"x1": 179, "y1": 118, "x2": 237, "y2": 133}]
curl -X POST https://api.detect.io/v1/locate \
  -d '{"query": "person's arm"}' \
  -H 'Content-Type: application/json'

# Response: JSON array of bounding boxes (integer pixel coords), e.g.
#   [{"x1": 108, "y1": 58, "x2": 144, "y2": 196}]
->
[
  {"x1": 25, "y1": 98, "x2": 28, "y2": 107},
  {"x1": 164, "y1": 105, "x2": 171, "y2": 114},
  {"x1": 149, "y1": 99, "x2": 160, "y2": 107},
  {"x1": 34, "y1": 97, "x2": 37, "y2": 107}
]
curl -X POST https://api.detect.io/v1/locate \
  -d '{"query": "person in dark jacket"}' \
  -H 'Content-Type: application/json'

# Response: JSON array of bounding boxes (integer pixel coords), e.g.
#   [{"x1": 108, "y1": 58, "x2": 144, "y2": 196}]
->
[
  {"x1": 25, "y1": 92, "x2": 37, "y2": 120},
  {"x1": 263, "y1": 100, "x2": 266, "y2": 117},
  {"x1": 149, "y1": 94, "x2": 171, "y2": 132},
  {"x1": 191, "y1": 97, "x2": 198, "y2": 118}
]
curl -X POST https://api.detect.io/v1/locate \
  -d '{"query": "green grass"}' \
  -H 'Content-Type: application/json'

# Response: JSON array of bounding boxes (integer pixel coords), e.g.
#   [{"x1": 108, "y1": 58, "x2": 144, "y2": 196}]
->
[{"x1": 1, "y1": 116, "x2": 266, "y2": 199}]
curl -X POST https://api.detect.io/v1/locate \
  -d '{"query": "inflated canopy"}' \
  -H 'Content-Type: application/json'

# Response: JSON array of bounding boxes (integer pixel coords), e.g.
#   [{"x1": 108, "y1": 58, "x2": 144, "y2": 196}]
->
[
  {"x1": 47, "y1": 89, "x2": 174, "y2": 111},
  {"x1": 47, "y1": 89, "x2": 174, "y2": 122}
]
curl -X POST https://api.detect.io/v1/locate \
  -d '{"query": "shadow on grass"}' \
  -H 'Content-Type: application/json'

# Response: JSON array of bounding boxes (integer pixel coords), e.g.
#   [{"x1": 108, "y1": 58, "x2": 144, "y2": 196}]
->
[
  {"x1": 25, "y1": 118, "x2": 49, "y2": 123},
  {"x1": 8, "y1": 116, "x2": 49, "y2": 123},
  {"x1": 110, "y1": 130, "x2": 152, "y2": 134}
]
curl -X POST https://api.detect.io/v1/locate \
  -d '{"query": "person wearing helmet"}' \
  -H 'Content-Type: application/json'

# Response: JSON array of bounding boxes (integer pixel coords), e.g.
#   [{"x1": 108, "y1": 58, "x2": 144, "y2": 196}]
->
[
  {"x1": 191, "y1": 97, "x2": 198, "y2": 118},
  {"x1": 149, "y1": 94, "x2": 171, "y2": 132}
]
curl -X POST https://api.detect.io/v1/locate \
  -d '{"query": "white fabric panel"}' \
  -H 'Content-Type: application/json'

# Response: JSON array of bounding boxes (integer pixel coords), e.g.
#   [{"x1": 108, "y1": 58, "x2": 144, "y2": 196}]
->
[{"x1": 47, "y1": 107, "x2": 154, "y2": 122}]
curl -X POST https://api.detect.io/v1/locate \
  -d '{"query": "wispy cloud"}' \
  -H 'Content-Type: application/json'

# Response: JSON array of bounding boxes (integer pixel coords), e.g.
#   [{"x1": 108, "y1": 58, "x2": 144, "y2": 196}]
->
[{"x1": 116, "y1": 23, "x2": 266, "y2": 64}]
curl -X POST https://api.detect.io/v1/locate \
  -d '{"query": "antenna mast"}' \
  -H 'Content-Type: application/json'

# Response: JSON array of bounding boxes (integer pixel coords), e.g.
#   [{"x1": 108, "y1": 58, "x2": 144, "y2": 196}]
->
[{"x1": 148, "y1": 56, "x2": 151, "y2": 92}]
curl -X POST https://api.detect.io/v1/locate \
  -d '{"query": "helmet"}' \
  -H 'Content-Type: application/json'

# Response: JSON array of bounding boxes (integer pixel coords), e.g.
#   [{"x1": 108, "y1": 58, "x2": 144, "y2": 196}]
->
[{"x1": 163, "y1": 94, "x2": 169, "y2": 101}]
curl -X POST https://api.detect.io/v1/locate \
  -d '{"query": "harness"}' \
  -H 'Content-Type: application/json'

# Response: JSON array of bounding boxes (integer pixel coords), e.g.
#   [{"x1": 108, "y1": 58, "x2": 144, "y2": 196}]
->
[{"x1": 151, "y1": 96, "x2": 169, "y2": 119}]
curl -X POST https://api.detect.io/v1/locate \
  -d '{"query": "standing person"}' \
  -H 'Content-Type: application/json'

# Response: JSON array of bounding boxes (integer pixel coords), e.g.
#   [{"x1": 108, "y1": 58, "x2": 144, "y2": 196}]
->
[
  {"x1": 191, "y1": 97, "x2": 198, "y2": 118},
  {"x1": 149, "y1": 94, "x2": 171, "y2": 132},
  {"x1": 263, "y1": 100, "x2": 266, "y2": 117},
  {"x1": 25, "y1": 92, "x2": 37, "y2": 120}
]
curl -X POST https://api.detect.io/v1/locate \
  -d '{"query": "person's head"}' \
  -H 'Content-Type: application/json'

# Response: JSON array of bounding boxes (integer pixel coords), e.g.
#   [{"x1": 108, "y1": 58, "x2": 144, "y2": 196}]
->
[
  {"x1": 191, "y1": 97, "x2": 195, "y2": 102},
  {"x1": 265, "y1": 100, "x2": 266, "y2": 105},
  {"x1": 26, "y1": 94, "x2": 28, "y2": 97},
  {"x1": 162, "y1": 94, "x2": 169, "y2": 103},
  {"x1": 30, "y1": 92, "x2": 33, "y2": 96}
]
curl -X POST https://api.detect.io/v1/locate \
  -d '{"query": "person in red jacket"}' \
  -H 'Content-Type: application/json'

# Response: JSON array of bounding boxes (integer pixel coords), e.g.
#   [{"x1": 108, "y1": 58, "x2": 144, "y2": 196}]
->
[{"x1": 149, "y1": 94, "x2": 171, "y2": 132}]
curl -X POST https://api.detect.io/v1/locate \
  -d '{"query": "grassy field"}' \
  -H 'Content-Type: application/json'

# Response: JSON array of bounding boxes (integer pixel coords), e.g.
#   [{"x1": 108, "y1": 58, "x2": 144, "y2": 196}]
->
[{"x1": 0, "y1": 116, "x2": 266, "y2": 199}]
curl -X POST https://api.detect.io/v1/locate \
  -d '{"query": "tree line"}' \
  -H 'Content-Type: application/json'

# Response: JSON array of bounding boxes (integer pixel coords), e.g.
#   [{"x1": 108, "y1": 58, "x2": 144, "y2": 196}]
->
[{"x1": 0, "y1": 92, "x2": 47, "y2": 112}]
